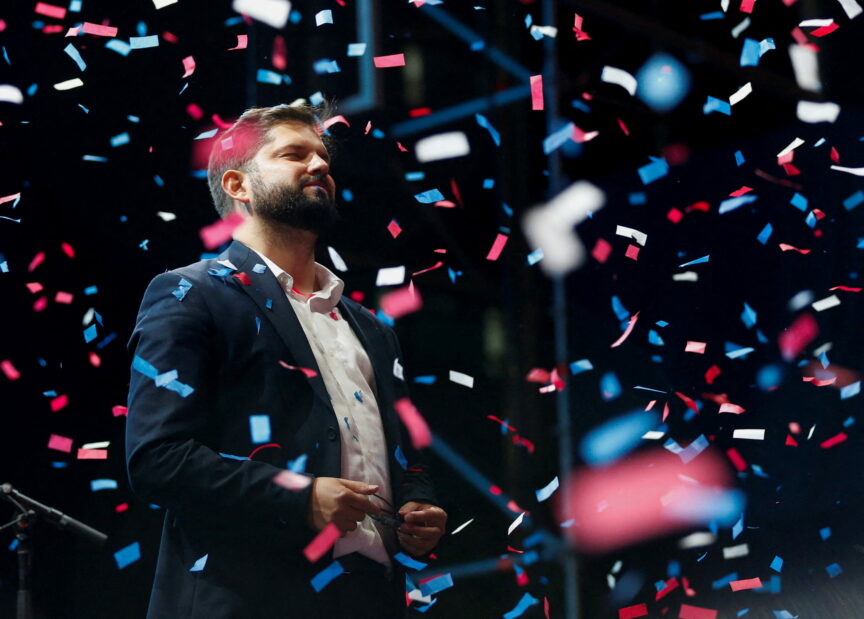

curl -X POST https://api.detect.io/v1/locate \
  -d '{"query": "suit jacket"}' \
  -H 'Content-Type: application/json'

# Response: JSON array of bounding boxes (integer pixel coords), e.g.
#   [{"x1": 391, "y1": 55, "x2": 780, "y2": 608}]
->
[{"x1": 125, "y1": 240, "x2": 437, "y2": 618}]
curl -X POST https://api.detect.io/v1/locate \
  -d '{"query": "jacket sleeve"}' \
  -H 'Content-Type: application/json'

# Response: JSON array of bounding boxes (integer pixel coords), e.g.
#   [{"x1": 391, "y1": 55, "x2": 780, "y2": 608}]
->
[{"x1": 125, "y1": 271, "x2": 314, "y2": 542}]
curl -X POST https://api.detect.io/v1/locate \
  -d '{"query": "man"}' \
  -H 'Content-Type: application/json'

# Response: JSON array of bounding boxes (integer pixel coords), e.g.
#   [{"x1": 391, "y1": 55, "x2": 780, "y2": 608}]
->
[{"x1": 126, "y1": 103, "x2": 446, "y2": 619}]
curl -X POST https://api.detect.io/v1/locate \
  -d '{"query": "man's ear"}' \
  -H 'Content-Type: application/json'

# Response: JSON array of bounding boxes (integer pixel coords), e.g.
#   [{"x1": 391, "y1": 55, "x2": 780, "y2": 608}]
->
[{"x1": 221, "y1": 169, "x2": 250, "y2": 204}]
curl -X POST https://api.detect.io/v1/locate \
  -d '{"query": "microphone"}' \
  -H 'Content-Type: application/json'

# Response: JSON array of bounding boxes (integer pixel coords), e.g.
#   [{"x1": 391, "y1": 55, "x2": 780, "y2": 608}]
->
[{"x1": 1, "y1": 483, "x2": 107, "y2": 546}]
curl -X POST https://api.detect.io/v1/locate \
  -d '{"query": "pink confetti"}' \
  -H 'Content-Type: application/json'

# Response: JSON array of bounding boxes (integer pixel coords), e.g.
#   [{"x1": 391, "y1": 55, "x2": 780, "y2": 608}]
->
[
  {"x1": 112, "y1": 405, "x2": 128, "y2": 417},
  {"x1": 829, "y1": 285, "x2": 862, "y2": 292},
  {"x1": 675, "y1": 391, "x2": 700, "y2": 414},
  {"x1": 50, "y1": 394, "x2": 69, "y2": 412},
  {"x1": 573, "y1": 14, "x2": 591, "y2": 41},
  {"x1": 685, "y1": 341, "x2": 706, "y2": 354},
  {"x1": 667, "y1": 208, "x2": 684, "y2": 223},
  {"x1": 25, "y1": 282, "x2": 43, "y2": 293},
  {"x1": 779, "y1": 312, "x2": 818, "y2": 360},
  {"x1": 162, "y1": 31, "x2": 179, "y2": 44},
  {"x1": 199, "y1": 212, "x2": 244, "y2": 249},
  {"x1": 719, "y1": 403, "x2": 745, "y2": 414},
  {"x1": 272, "y1": 35, "x2": 286, "y2": 69},
  {"x1": 591, "y1": 238, "x2": 612, "y2": 263},
  {"x1": 82, "y1": 22, "x2": 118, "y2": 37},
  {"x1": 739, "y1": 0, "x2": 756, "y2": 13},
  {"x1": 60, "y1": 241, "x2": 75, "y2": 257},
  {"x1": 182, "y1": 55, "x2": 196, "y2": 78},
  {"x1": 387, "y1": 220, "x2": 402, "y2": 239},
  {"x1": 617, "y1": 118, "x2": 630, "y2": 136},
  {"x1": 611, "y1": 312, "x2": 639, "y2": 348},
  {"x1": 820, "y1": 432, "x2": 847, "y2": 449},
  {"x1": 1, "y1": 360, "x2": 21, "y2": 381},
  {"x1": 705, "y1": 365, "x2": 721, "y2": 384},
  {"x1": 625, "y1": 244, "x2": 640, "y2": 260},
  {"x1": 54, "y1": 291, "x2": 73, "y2": 304},
  {"x1": 322, "y1": 115, "x2": 350, "y2": 130},
  {"x1": 228, "y1": 34, "x2": 248, "y2": 50},
  {"x1": 373, "y1": 53, "x2": 406, "y2": 68},
  {"x1": 35, "y1": 2, "x2": 66, "y2": 19},
  {"x1": 115, "y1": 503, "x2": 129, "y2": 513},
  {"x1": 89, "y1": 352, "x2": 101, "y2": 367},
  {"x1": 679, "y1": 604, "x2": 717, "y2": 619},
  {"x1": 656, "y1": 578, "x2": 679, "y2": 600},
  {"x1": 729, "y1": 577, "x2": 762, "y2": 591},
  {"x1": 526, "y1": 368, "x2": 551, "y2": 383},
  {"x1": 530, "y1": 75, "x2": 544, "y2": 110},
  {"x1": 278, "y1": 361, "x2": 318, "y2": 379},
  {"x1": 77, "y1": 448, "x2": 108, "y2": 460},
  {"x1": 486, "y1": 233, "x2": 509, "y2": 261},
  {"x1": 28, "y1": 251, "x2": 45, "y2": 272},
  {"x1": 304, "y1": 523, "x2": 341, "y2": 562},
  {"x1": 779, "y1": 243, "x2": 811, "y2": 254},
  {"x1": 380, "y1": 285, "x2": 423, "y2": 319},
  {"x1": 619, "y1": 604, "x2": 648, "y2": 619},
  {"x1": 272, "y1": 470, "x2": 312, "y2": 491},
  {"x1": 811, "y1": 22, "x2": 839, "y2": 37},
  {"x1": 729, "y1": 186, "x2": 752, "y2": 196},
  {"x1": 0, "y1": 192, "x2": 20, "y2": 205},
  {"x1": 33, "y1": 296, "x2": 47, "y2": 312},
  {"x1": 726, "y1": 447, "x2": 747, "y2": 472},
  {"x1": 394, "y1": 397, "x2": 432, "y2": 449},
  {"x1": 411, "y1": 261, "x2": 444, "y2": 277},
  {"x1": 48, "y1": 434, "x2": 73, "y2": 453}
]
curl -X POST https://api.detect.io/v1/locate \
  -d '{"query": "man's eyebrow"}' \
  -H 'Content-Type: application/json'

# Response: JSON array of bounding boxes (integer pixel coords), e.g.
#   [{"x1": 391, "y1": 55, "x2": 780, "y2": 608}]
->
[{"x1": 273, "y1": 143, "x2": 330, "y2": 160}]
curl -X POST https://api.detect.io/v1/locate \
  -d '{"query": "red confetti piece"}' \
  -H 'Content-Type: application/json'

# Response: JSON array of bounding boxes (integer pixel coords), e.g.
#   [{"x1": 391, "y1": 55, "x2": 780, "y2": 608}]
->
[
  {"x1": 591, "y1": 238, "x2": 612, "y2": 263},
  {"x1": 162, "y1": 31, "x2": 179, "y2": 44},
  {"x1": 48, "y1": 434, "x2": 73, "y2": 453},
  {"x1": 1, "y1": 360, "x2": 21, "y2": 381},
  {"x1": 199, "y1": 212, "x2": 244, "y2": 249},
  {"x1": 811, "y1": 22, "x2": 839, "y2": 37},
  {"x1": 112, "y1": 405, "x2": 128, "y2": 417},
  {"x1": 785, "y1": 434, "x2": 798, "y2": 446},
  {"x1": 656, "y1": 578, "x2": 679, "y2": 600},
  {"x1": 679, "y1": 604, "x2": 717, "y2": 619},
  {"x1": 820, "y1": 432, "x2": 847, "y2": 449},
  {"x1": 272, "y1": 470, "x2": 312, "y2": 491},
  {"x1": 233, "y1": 271, "x2": 251, "y2": 286},
  {"x1": 617, "y1": 118, "x2": 630, "y2": 136},
  {"x1": 779, "y1": 312, "x2": 818, "y2": 361},
  {"x1": 89, "y1": 352, "x2": 101, "y2": 367},
  {"x1": 675, "y1": 392, "x2": 699, "y2": 414},
  {"x1": 739, "y1": 0, "x2": 756, "y2": 12},
  {"x1": 729, "y1": 577, "x2": 762, "y2": 591},
  {"x1": 115, "y1": 503, "x2": 129, "y2": 513},
  {"x1": 516, "y1": 570, "x2": 529, "y2": 586},
  {"x1": 35, "y1": 2, "x2": 67, "y2": 19},
  {"x1": 625, "y1": 244, "x2": 640, "y2": 260},
  {"x1": 387, "y1": 220, "x2": 402, "y2": 239},
  {"x1": 394, "y1": 397, "x2": 432, "y2": 448},
  {"x1": 380, "y1": 285, "x2": 423, "y2": 319},
  {"x1": 278, "y1": 361, "x2": 318, "y2": 378},
  {"x1": 486, "y1": 234, "x2": 509, "y2": 261},
  {"x1": 409, "y1": 107, "x2": 432, "y2": 117},
  {"x1": 77, "y1": 448, "x2": 108, "y2": 460},
  {"x1": 272, "y1": 35, "x2": 286, "y2": 70},
  {"x1": 396, "y1": 142, "x2": 409, "y2": 152},
  {"x1": 411, "y1": 261, "x2": 444, "y2": 277},
  {"x1": 186, "y1": 103, "x2": 204, "y2": 119},
  {"x1": 829, "y1": 285, "x2": 862, "y2": 292},
  {"x1": 489, "y1": 485, "x2": 503, "y2": 496},
  {"x1": 303, "y1": 523, "x2": 341, "y2": 562},
  {"x1": 60, "y1": 241, "x2": 75, "y2": 257},
  {"x1": 51, "y1": 394, "x2": 69, "y2": 412},
  {"x1": 573, "y1": 14, "x2": 591, "y2": 41},
  {"x1": 667, "y1": 208, "x2": 683, "y2": 223},
  {"x1": 33, "y1": 296, "x2": 47, "y2": 312},
  {"x1": 685, "y1": 201, "x2": 711, "y2": 213},
  {"x1": 55, "y1": 291, "x2": 73, "y2": 304},
  {"x1": 619, "y1": 603, "x2": 648, "y2": 619},
  {"x1": 322, "y1": 115, "x2": 350, "y2": 130},
  {"x1": 348, "y1": 290, "x2": 365, "y2": 303},
  {"x1": 28, "y1": 251, "x2": 45, "y2": 272},
  {"x1": 373, "y1": 53, "x2": 406, "y2": 68},
  {"x1": 729, "y1": 186, "x2": 752, "y2": 196},
  {"x1": 82, "y1": 22, "x2": 118, "y2": 37},
  {"x1": 544, "y1": 596, "x2": 550, "y2": 619},
  {"x1": 525, "y1": 368, "x2": 551, "y2": 384},
  {"x1": 704, "y1": 365, "x2": 721, "y2": 384},
  {"x1": 803, "y1": 375, "x2": 836, "y2": 387},
  {"x1": 506, "y1": 500, "x2": 527, "y2": 514},
  {"x1": 726, "y1": 447, "x2": 747, "y2": 472},
  {"x1": 530, "y1": 74, "x2": 544, "y2": 110}
]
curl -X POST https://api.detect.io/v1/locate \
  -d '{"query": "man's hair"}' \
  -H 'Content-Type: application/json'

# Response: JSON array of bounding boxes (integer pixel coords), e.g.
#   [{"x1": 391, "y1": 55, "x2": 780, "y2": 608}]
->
[{"x1": 206, "y1": 102, "x2": 333, "y2": 218}]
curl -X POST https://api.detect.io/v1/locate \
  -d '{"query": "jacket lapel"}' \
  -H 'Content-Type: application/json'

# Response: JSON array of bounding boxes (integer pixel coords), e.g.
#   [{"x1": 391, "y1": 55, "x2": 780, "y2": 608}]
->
[{"x1": 222, "y1": 241, "x2": 333, "y2": 409}]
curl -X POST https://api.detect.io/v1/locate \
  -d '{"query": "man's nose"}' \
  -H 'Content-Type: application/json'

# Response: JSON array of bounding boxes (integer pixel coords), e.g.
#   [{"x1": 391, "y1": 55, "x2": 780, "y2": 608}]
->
[{"x1": 307, "y1": 154, "x2": 329, "y2": 175}]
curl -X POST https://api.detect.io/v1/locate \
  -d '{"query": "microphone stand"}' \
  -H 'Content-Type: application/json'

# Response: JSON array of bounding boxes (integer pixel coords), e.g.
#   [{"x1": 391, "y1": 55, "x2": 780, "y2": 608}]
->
[{"x1": 1, "y1": 483, "x2": 108, "y2": 619}]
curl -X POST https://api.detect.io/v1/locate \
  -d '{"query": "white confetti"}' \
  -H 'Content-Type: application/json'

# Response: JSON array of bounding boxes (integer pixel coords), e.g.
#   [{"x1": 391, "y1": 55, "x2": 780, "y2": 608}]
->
[
  {"x1": 507, "y1": 512, "x2": 525, "y2": 535},
  {"x1": 830, "y1": 165, "x2": 864, "y2": 176},
  {"x1": 153, "y1": 0, "x2": 178, "y2": 8},
  {"x1": 797, "y1": 101, "x2": 840, "y2": 123},
  {"x1": 54, "y1": 78, "x2": 84, "y2": 91},
  {"x1": 615, "y1": 225, "x2": 647, "y2": 246},
  {"x1": 836, "y1": 0, "x2": 863, "y2": 19},
  {"x1": 776, "y1": 137, "x2": 804, "y2": 158},
  {"x1": 600, "y1": 66, "x2": 637, "y2": 96},
  {"x1": 0, "y1": 85, "x2": 24, "y2": 104},
  {"x1": 789, "y1": 44, "x2": 821, "y2": 92},
  {"x1": 232, "y1": 0, "x2": 291, "y2": 29},
  {"x1": 449, "y1": 370, "x2": 474, "y2": 388},
  {"x1": 376, "y1": 266, "x2": 405, "y2": 286},
  {"x1": 450, "y1": 518, "x2": 474, "y2": 535},
  {"x1": 729, "y1": 82, "x2": 752, "y2": 105},
  {"x1": 723, "y1": 543, "x2": 750, "y2": 559},
  {"x1": 415, "y1": 131, "x2": 470, "y2": 163},
  {"x1": 812, "y1": 294, "x2": 841, "y2": 312},
  {"x1": 327, "y1": 246, "x2": 348, "y2": 272},
  {"x1": 156, "y1": 211, "x2": 176, "y2": 221},
  {"x1": 733, "y1": 429, "x2": 765, "y2": 440}
]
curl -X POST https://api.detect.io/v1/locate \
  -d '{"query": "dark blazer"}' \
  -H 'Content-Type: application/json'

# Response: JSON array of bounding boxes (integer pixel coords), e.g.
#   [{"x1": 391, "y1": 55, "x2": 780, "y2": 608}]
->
[{"x1": 125, "y1": 240, "x2": 437, "y2": 619}]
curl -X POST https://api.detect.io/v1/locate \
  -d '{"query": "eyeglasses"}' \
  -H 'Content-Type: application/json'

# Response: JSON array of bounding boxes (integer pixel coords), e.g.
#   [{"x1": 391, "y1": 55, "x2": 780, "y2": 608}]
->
[{"x1": 369, "y1": 494, "x2": 404, "y2": 530}]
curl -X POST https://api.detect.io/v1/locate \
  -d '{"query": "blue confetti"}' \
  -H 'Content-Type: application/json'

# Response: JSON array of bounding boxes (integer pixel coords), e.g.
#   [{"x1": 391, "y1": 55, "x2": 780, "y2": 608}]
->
[
  {"x1": 637, "y1": 157, "x2": 669, "y2": 184},
  {"x1": 413, "y1": 376, "x2": 437, "y2": 384},
  {"x1": 735, "y1": 150, "x2": 745, "y2": 166},
  {"x1": 526, "y1": 248, "x2": 544, "y2": 265},
  {"x1": 83, "y1": 324, "x2": 98, "y2": 343},
  {"x1": 741, "y1": 302, "x2": 757, "y2": 328},
  {"x1": 105, "y1": 39, "x2": 131, "y2": 56},
  {"x1": 820, "y1": 527, "x2": 831, "y2": 540},
  {"x1": 394, "y1": 445, "x2": 408, "y2": 470},
  {"x1": 311, "y1": 561, "x2": 344, "y2": 592},
  {"x1": 740, "y1": 38, "x2": 761, "y2": 66},
  {"x1": 64, "y1": 43, "x2": 86, "y2": 71},
  {"x1": 704, "y1": 96, "x2": 731, "y2": 115},
  {"x1": 535, "y1": 476, "x2": 559, "y2": 502},
  {"x1": 91, "y1": 479, "x2": 118, "y2": 491},
  {"x1": 129, "y1": 35, "x2": 159, "y2": 49},
  {"x1": 503, "y1": 593, "x2": 539, "y2": 619},
  {"x1": 475, "y1": 113, "x2": 501, "y2": 146},
  {"x1": 414, "y1": 189, "x2": 445, "y2": 204},
  {"x1": 483, "y1": 178, "x2": 495, "y2": 189},
  {"x1": 629, "y1": 192, "x2": 646, "y2": 205},
  {"x1": 757, "y1": 223, "x2": 773, "y2": 245},
  {"x1": 249, "y1": 415, "x2": 271, "y2": 444},
  {"x1": 347, "y1": 42, "x2": 367, "y2": 56},
  {"x1": 256, "y1": 68, "x2": 282, "y2": 85},
  {"x1": 419, "y1": 573, "x2": 453, "y2": 596},
  {"x1": 790, "y1": 192, "x2": 808, "y2": 211},
  {"x1": 841, "y1": 381, "x2": 860, "y2": 399},
  {"x1": 678, "y1": 255, "x2": 710, "y2": 268},
  {"x1": 570, "y1": 359, "x2": 593, "y2": 375},
  {"x1": 394, "y1": 552, "x2": 427, "y2": 570},
  {"x1": 111, "y1": 132, "x2": 130, "y2": 147},
  {"x1": 843, "y1": 190, "x2": 864, "y2": 211},
  {"x1": 190, "y1": 554, "x2": 208, "y2": 572},
  {"x1": 712, "y1": 572, "x2": 738, "y2": 589},
  {"x1": 113, "y1": 542, "x2": 141, "y2": 569},
  {"x1": 172, "y1": 277, "x2": 192, "y2": 301},
  {"x1": 581, "y1": 410, "x2": 659, "y2": 466},
  {"x1": 771, "y1": 556, "x2": 783, "y2": 572},
  {"x1": 635, "y1": 53, "x2": 691, "y2": 112},
  {"x1": 732, "y1": 513, "x2": 744, "y2": 539},
  {"x1": 600, "y1": 371, "x2": 622, "y2": 401},
  {"x1": 700, "y1": 11, "x2": 725, "y2": 19},
  {"x1": 826, "y1": 563, "x2": 842, "y2": 578},
  {"x1": 648, "y1": 329, "x2": 665, "y2": 345},
  {"x1": 287, "y1": 454, "x2": 307, "y2": 473},
  {"x1": 719, "y1": 194, "x2": 757, "y2": 214},
  {"x1": 405, "y1": 171, "x2": 425, "y2": 181},
  {"x1": 543, "y1": 122, "x2": 574, "y2": 155}
]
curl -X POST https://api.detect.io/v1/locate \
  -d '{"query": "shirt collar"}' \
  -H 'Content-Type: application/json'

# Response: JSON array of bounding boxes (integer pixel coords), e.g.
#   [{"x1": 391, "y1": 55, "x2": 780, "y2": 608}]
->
[{"x1": 250, "y1": 248, "x2": 344, "y2": 314}]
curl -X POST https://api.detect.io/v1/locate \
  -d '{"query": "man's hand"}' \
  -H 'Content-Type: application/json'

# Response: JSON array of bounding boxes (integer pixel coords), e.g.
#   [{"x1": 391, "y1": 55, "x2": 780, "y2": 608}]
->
[
  {"x1": 307, "y1": 477, "x2": 383, "y2": 534},
  {"x1": 397, "y1": 501, "x2": 447, "y2": 557}
]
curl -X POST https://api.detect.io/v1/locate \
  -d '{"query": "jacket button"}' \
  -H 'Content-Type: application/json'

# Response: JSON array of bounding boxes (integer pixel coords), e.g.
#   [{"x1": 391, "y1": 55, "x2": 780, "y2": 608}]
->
[{"x1": 327, "y1": 427, "x2": 338, "y2": 441}]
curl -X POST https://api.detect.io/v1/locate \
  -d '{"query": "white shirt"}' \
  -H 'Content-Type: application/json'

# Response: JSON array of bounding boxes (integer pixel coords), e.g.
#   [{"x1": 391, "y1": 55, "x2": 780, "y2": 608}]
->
[{"x1": 252, "y1": 250, "x2": 393, "y2": 567}]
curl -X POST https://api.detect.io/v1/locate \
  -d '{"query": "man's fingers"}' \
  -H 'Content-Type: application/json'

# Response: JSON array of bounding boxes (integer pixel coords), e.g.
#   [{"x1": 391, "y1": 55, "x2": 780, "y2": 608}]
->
[
  {"x1": 340, "y1": 479, "x2": 379, "y2": 495},
  {"x1": 342, "y1": 491, "x2": 383, "y2": 515}
]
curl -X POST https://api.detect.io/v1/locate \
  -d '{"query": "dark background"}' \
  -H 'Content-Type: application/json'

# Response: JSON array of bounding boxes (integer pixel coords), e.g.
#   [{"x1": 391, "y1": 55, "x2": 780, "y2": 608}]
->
[{"x1": 1, "y1": 0, "x2": 864, "y2": 617}]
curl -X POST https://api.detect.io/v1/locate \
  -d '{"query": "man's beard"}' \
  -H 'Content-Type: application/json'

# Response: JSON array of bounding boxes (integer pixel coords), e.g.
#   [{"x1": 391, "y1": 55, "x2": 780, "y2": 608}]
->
[{"x1": 248, "y1": 171, "x2": 339, "y2": 235}]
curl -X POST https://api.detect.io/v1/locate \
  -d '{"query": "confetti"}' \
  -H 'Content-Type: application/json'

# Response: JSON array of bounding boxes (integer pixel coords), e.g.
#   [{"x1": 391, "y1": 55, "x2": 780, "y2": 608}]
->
[
  {"x1": 601, "y1": 66, "x2": 637, "y2": 96},
  {"x1": 380, "y1": 285, "x2": 423, "y2": 318},
  {"x1": 733, "y1": 429, "x2": 765, "y2": 440},
  {"x1": 415, "y1": 132, "x2": 470, "y2": 163},
  {"x1": 310, "y1": 560, "x2": 344, "y2": 592},
  {"x1": 449, "y1": 371, "x2": 474, "y2": 388},
  {"x1": 303, "y1": 523, "x2": 340, "y2": 562},
  {"x1": 373, "y1": 54, "x2": 406, "y2": 68},
  {"x1": 232, "y1": 0, "x2": 292, "y2": 29},
  {"x1": 113, "y1": 542, "x2": 141, "y2": 569},
  {"x1": 530, "y1": 74, "x2": 544, "y2": 110},
  {"x1": 393, "y1": 397, "x2": 432, "y2": 448}
]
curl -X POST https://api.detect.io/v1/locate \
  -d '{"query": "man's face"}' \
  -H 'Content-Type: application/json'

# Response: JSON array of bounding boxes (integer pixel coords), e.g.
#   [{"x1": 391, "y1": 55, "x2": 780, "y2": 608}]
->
[{"x1": 245, "y1": 121, "x2": 338, "y2": 233}]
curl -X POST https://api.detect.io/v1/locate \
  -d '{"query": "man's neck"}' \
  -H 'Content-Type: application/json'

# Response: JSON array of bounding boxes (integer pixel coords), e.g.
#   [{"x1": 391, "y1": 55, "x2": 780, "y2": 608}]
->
[{"x1": 233, "y1": 217, "x2": 319, "y2": 293}]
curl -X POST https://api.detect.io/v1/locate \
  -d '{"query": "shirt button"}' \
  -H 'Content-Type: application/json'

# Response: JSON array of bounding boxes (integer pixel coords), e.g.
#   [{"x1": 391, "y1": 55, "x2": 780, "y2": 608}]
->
[{"x1": 326, "y1": 426, "x2": 338, "y2": 441}]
